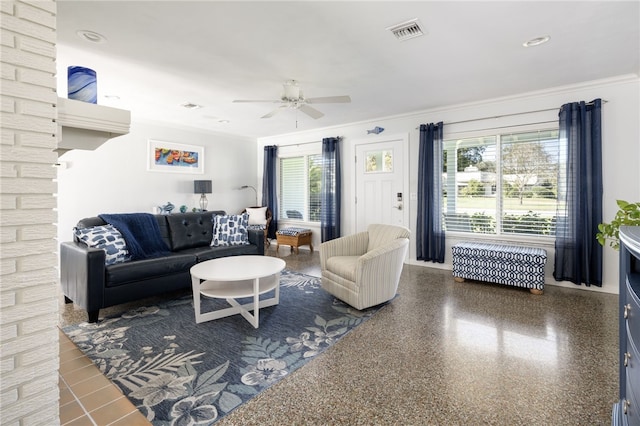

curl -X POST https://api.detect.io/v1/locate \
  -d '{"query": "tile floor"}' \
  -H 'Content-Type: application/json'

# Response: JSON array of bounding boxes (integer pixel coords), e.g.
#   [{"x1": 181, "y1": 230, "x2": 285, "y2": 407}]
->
[
  {"x1": 59, "y1": 243, "x2": 620, "y2": 425},
  {"x1": 58, "y1": 330, "x2": 151, "y2": 425}
]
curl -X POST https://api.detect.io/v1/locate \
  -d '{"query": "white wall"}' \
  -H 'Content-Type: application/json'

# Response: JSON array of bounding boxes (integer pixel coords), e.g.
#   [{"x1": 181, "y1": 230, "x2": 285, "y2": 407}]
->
[
  {"x1": 56, "y1": 121, "x2": 258, "y2": 243},
  {"x1": 1, "y1": 0, "x2": 60, "y2": 424},
  {"x1": 258, "y1": 75, "x2": 640, "y2": 294}
]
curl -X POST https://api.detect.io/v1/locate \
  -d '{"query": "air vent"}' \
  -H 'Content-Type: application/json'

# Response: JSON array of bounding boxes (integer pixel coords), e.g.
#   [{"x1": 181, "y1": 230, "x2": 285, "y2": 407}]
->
[{"x1": 387, "y1": 19, "x2": 425, "y2": 41}]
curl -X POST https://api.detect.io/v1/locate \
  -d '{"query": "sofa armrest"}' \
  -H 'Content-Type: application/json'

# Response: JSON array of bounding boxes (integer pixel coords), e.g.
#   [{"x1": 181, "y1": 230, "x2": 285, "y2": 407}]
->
[
  {"x1": 320, "y1": 232, "x2": 369, "y2": 269},
  {"x1": 247, "y1": 228, "x2": 265, "y2": 254},
  {"x1": 60, "y1": 241, "x2": 106, "y2": 312}
]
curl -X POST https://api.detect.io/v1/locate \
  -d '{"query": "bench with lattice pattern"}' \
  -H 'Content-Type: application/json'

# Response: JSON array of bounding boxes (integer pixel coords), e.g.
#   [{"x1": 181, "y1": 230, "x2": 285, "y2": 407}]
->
[{"x1": 452, "y1": 241, "x2": 547, "y2": 294}]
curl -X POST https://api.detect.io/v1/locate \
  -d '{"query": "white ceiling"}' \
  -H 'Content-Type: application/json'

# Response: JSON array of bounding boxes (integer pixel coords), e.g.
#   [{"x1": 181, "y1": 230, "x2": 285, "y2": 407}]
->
[{"x1": 56, "y1": 1, "x2": 640, "y2": 139}]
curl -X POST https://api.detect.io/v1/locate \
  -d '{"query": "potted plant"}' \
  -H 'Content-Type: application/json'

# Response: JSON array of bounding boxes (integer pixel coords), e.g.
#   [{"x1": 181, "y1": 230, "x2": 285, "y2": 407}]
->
[{"x1": 596, "y1": 200, "x2": 640, "y2": 250}]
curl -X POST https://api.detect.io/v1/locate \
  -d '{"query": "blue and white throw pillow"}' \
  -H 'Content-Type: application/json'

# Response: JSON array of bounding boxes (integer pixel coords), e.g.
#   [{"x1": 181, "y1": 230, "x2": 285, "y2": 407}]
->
[
  {"x1": 211, "y1": 213, "x2": 250, "y2": 247},
  {"x1": 74, "y1": 224, "x2": 131, "y2": 265}
]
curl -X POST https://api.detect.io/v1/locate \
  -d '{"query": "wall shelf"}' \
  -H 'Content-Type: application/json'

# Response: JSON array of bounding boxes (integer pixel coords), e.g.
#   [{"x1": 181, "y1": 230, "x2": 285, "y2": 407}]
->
[{"x1": 56, "y1": 97, "x2": 131, "y2": 155}]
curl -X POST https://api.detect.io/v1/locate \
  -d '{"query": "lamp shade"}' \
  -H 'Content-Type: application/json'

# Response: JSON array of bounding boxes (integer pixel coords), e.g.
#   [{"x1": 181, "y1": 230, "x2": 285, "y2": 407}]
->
[{"x1": 194, "y1": 180, "x2": 212, "y2": 194}]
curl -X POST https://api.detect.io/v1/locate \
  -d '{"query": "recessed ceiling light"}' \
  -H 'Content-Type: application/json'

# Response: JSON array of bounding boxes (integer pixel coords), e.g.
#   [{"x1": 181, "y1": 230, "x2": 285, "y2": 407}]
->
[
  {"x1": 76, "y1": 30, "x2": 107, "y2": 44},
  {"x1": 523, "y1": 35, "x2": 550, "y2": 48},
  {"x1": 180, "y1": 102, "x2": 203, "y2": 110},
  {"x1": 218, "y1": 120, "x2": 230, "y2": 124}
]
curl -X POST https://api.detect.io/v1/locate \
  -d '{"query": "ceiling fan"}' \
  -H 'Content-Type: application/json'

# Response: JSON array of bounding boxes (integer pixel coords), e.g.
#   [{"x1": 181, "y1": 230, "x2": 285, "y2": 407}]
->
[{"x1": 232, "y1": 80, "x2": 351, "y2": 119}]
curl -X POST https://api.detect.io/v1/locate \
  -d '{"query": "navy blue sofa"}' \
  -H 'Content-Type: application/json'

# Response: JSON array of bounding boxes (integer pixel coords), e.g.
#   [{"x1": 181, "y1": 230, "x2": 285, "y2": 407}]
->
[{"x1": 60, "y1": 211, "x2": 264, "y2": 322}]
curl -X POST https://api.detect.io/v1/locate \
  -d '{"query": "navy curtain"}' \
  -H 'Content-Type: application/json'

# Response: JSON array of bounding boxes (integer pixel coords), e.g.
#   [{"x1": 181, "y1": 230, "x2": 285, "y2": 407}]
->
[
  {"x1": 320, "y1": 137, "x2": 341, "y2": 242},
  {"x1": 417, "y1": 122, "x2": 445, "y2": 263},
  {"x1": 553, "y1": 99, "x2": 603, "y2": 286},
  {"x1": 262, "y1": 145, "x2": 278, "y2": 239}
]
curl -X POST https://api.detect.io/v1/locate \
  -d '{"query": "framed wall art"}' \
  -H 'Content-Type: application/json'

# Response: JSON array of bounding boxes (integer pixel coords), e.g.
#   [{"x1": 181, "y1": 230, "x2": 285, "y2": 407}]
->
[{"x1": 147, "y1": 140, "x2": 204, "y2": 174}]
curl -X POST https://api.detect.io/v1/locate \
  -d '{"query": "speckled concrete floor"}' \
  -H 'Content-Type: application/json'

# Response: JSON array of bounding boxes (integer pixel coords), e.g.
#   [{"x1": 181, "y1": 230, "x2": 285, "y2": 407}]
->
[{"x1": 60, "y1": 243, "x2": 619, "y2": 425}]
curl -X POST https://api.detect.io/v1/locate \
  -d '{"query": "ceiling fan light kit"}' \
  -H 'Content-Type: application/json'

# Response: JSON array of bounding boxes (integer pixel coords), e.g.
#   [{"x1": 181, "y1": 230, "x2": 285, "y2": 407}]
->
[
  {"x1": 282, "y1": 80, "x2": 301, "y2": 101},
  {"x1": 233, "y1": 80, "x2": 351, "y2": 120}
]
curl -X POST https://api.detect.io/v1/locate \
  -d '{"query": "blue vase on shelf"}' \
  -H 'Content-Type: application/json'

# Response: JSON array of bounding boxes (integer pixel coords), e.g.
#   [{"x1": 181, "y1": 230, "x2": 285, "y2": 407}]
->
[{"x1": 67, "y1": 66, "x2": 97, "y2": 104}]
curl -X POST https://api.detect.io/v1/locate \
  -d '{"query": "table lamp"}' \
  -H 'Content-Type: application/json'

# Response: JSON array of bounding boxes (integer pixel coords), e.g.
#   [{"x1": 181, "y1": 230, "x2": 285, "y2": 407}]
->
[{"x1": 194, "y1": 180, "x2": 212, "y2": 211}]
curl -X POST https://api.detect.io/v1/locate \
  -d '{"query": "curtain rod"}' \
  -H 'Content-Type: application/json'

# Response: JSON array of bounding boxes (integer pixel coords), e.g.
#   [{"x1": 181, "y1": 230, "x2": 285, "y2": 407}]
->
[
  {"x1": 272, "y1": 136, "x2": 342, "y2": 148},
  {"x1": 415, "y1": 100, "x2": 607, "y2": 129},
  {"x1": 273, "y1": 140, "x2": 320, "y2": 148}
]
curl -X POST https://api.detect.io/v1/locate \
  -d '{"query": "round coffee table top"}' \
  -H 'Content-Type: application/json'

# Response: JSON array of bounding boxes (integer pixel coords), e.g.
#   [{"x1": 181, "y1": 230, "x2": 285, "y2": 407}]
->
[{"x1": 190, "y1": 255, "x2": 285, "y2": 282}]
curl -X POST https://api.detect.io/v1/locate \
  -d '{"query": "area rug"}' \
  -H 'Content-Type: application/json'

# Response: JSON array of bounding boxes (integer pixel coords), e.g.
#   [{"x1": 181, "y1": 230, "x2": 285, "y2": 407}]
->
[{"x1": 61, "y1": 270, "x2": 386, "y2": 425}]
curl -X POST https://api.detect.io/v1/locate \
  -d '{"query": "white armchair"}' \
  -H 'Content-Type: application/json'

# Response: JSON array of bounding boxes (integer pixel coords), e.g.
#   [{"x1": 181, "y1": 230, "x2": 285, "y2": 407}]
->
[{"x1": 320, "y1": 224, "x2": 410, "y2": 310}]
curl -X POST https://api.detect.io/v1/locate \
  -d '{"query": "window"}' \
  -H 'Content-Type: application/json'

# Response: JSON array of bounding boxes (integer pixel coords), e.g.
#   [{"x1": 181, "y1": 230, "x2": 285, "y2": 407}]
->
[
  {"x1": 443, "y1": 129, "x2": 560, "y2": 237},
  {"x1": 279, "y1": 153, "x2": 322, "y2": 222}
]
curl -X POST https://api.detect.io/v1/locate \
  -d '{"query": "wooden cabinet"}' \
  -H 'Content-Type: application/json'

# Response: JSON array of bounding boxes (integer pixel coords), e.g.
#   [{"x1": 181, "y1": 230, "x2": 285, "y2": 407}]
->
[{"x1": 614, "y1": 227, "x2": 640, "y2": 426}]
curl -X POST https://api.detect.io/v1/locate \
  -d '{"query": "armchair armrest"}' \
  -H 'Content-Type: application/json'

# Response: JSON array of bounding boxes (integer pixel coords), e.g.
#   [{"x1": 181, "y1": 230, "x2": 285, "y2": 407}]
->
[
  {"x1": 60, "y1": 241, "x2": 106, "y2": 313},
  {"x1": 320, "y1": 231, "x2": 369, "y2": 269},
  {"x1": 356, "y1": 238, "x2": 410, "y2": 289}
]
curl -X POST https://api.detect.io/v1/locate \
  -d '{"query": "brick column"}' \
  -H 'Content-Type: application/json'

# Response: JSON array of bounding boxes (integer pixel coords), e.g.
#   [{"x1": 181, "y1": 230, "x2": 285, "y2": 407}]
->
[{"x1": 0, "y1": 0, "x2": 59, "y2": 424}]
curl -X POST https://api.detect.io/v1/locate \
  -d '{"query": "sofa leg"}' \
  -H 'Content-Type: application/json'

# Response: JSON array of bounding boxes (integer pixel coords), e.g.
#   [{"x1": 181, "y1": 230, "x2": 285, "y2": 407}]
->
[
  {"x1": 64, "y1": 296, "x2": 73, "y2": 304},
  {"x1": 454, "y1": 277, "x2": 465, "y2": 283},
  {"x1": 88, "y1": 310, "x2": 99, "y2": 323},
  {"x1": 530, "y1": 288, "x2": 544, "y2": 295}
]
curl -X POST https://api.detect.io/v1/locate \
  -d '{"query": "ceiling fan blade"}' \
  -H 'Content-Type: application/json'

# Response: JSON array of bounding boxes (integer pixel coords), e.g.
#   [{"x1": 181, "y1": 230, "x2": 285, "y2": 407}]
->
[
  {"x1": 261, "y1": 105, "x2": 287, "y2": 119},
  {"x1": 305, "y1": 95, "x2": 351, "y2": 104},
  {"x1": 233, "y1": 99, "x2": 280, "y2": 103},
  {"x1": 299, "y1": 104, "x2": 324, "y2": 119}
]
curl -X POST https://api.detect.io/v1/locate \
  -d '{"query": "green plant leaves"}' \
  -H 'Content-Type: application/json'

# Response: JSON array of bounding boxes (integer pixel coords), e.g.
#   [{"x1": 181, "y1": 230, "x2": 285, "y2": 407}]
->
[{"x1": 597, "y1": 200, "x2": 640, "y2": 250}]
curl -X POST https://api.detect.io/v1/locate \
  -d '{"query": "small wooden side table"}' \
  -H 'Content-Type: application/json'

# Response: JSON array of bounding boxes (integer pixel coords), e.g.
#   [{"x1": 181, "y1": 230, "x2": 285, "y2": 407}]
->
[{"x1": 276, "y1": 228, "x2": 313, "y2": 254}]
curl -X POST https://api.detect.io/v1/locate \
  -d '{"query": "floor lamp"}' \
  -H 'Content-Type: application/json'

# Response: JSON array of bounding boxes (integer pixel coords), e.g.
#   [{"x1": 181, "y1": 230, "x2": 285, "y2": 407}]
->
[{"x1": 241, "y1": 185, "x2": 258, "y2": 206}]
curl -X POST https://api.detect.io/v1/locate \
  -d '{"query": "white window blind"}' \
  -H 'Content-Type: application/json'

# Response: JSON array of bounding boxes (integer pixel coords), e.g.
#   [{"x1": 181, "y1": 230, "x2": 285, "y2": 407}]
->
[
  {"x1": 442, "y1": 129, "x2": 559, "y2": 237},
  {"x1": 279, "y1": 153, "x2": 323, "y2": 222},
  {"x1": 308, "y1": 154, "x2": 322, "y2": 222},
  {"x1": 280, "y1": 156, "x2": 306, "y2": 220},
  {"x1": 500, "y1": 130, "x2": 559, "y2": 236}
]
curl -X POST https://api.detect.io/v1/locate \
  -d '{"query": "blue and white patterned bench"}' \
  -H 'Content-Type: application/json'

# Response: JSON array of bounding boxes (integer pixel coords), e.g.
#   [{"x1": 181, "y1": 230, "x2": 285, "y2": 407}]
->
[
  {"x1": 276, "y1": 227, "x2": 313, "y2": 254},
  {"x1": 452, "y1": 242, "x2": 547, "y2": 294}
]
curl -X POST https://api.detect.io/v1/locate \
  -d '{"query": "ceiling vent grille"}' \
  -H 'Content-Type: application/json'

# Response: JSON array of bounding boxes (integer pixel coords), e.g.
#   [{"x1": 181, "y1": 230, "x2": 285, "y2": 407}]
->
[{"x1": 387, "y1": 19, "x2": 425, "y2": 41}]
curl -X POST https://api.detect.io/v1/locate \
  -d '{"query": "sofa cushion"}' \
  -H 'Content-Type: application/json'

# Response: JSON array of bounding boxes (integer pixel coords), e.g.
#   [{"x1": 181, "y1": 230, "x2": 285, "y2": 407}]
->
[
  {"x1": 166, "y1": 213, "x2": 214, "y2": 251},
  {"x1": 211, "y1": 213, "x2": 250, "y2": 246},
  {"x1": 105, "y1": 252, "x2": 197, "y2": 287},
  {"x1": 182, "y1": 244, "x2": 260, "y2": 262},
  {"x1": 74, "y1": 225, "x2": 131, "y2": 265}
]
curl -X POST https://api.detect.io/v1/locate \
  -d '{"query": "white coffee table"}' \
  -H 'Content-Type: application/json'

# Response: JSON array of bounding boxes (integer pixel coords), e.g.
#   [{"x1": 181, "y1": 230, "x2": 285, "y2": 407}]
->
[{"x1": 190, "y1": 255, "x2": 286, "y2": 328}]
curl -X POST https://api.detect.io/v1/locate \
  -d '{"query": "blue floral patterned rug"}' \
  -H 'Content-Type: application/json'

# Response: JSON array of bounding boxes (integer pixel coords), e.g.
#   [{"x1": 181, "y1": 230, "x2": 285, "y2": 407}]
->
[{"x1": 61, "y1": 270, "x2": 386, "y2": 425}]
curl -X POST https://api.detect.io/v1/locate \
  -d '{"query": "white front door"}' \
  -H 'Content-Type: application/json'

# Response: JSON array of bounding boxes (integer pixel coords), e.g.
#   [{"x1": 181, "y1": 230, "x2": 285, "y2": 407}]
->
[{"x1": 354, "y1": 136, "x2": 408, "y2": 233}]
